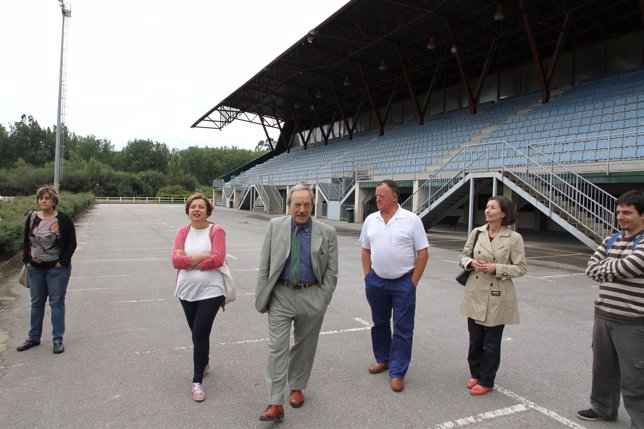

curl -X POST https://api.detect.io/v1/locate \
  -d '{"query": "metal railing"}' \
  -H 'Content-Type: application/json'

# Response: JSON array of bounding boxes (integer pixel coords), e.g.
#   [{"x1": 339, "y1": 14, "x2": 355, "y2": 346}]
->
[
  {"x1": 402, "y1": 140, "x2": 617, "y2": 241},
  {"x1": 96, "y1": 196, "x2": 189, "y2": 204}
]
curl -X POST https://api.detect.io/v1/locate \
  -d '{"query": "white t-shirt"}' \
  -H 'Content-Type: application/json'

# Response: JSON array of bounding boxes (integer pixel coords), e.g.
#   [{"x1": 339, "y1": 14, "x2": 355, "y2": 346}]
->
[
  {"x1": 174, "y1": 225, "x2": 225, "y2": 301},
  {"x1": 359, "y1": 205, "x2": 429, "y2": 279}
]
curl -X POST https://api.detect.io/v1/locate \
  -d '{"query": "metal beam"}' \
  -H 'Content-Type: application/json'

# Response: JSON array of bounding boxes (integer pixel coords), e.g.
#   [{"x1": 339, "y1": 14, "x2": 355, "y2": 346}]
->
[
  {"x1": 447, "y1": 19, "x2": 476, "y2": 114},
  {"x1": 359, "y1": 63, "x2": 384, "y2": 136},
  {"x1": 547, "y1": 10, "x2": 572, "y2": 85},
  {"x1": 519, "y1": 0, "x2": 550, "y2": 103},
  {"x1": 395, "y1": 43, "x2": 423, "y2": 123}
]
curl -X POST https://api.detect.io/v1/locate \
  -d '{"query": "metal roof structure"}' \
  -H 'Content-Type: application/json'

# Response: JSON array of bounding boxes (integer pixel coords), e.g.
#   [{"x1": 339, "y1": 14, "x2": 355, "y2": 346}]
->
[{"x1": 192, "y1": 0, "x2": 642, "y2": 151}]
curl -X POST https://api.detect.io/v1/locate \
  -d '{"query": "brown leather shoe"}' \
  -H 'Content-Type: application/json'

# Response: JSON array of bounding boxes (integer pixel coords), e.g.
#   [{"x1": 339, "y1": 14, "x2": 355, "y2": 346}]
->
[
  {"x1": 289, "y1": 389, "x2": 304, "y2": 408},
  {"x1": 469, "y1": 384, "x2": 493, "y2": 396},
  {"x1": 466, "y1": 378, "x2": 479, "y2": 389},
  {"x1": 368, "y1": 362, "x2": 389, "y2": 374},
  {"x1": 391, "y1": 377, "x2": 405, "y2": 392},
  {"x1": 259, "y1": 405, "x2": 284, "y2": 422}
]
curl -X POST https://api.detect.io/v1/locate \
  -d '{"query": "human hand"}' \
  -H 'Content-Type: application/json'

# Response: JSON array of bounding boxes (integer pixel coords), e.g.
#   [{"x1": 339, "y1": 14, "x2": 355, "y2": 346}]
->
[{"x1": 472, "y1": 259, "x2": 496, "y2": 273}]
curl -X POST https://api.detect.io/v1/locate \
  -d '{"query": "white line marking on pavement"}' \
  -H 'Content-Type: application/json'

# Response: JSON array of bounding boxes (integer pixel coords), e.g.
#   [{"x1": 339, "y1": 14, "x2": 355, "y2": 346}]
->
[
  {"x1": 526, "y1": 252, "x2": 590, "y2": 260},
  {"x1": 72, "y1": 274, "x2": 133, "y2": 279},
  {"x1": 226, "y1": 254, "x2": 238, "y2": 260},
  {"x1": 113, "y1": 299, "x2": 167, "y2": 304},
  {"x1": 525, "y1": 272, "x2": 586, "y2": 279},
  {"x1": 0, "y1": 363, "x2": 25, "y2": 370},
  {"x1": 432, "y1": 404, "x2": 529, "y2": 428},
  {"x1": 353, "y1": 317, "x2": 372, "y2": 327},
  {"x1": 496, "y1": 386, "x2": 587, "y2": 429},
  {"x1": 79, "y1": 257, "x2": 168, "y2": 263},
  {"x1": 134, "y1": 321, "x2": 370, "y2": 355}
]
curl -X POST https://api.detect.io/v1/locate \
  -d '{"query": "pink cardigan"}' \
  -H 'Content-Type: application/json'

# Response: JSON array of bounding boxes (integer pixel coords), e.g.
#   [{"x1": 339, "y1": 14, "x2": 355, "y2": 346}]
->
[{"x1": 171, "y1": 222, "x2": 226, "y2": 271}]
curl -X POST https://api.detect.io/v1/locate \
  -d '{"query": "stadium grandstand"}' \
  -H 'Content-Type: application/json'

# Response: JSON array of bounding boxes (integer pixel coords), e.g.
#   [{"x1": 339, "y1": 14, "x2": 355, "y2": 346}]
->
[{"x1": 192, "y1": 0, "x2": 644, "y2": 249}]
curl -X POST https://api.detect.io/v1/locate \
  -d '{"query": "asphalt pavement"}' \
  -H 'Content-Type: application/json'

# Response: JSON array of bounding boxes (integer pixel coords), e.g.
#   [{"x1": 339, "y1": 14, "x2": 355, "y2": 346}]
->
[{"x1": 0, "y1": 204, "x2": 630, "y2": 428}]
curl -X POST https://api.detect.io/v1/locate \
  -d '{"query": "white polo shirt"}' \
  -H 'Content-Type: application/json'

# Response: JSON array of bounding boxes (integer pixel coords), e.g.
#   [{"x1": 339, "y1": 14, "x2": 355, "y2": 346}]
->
[{"x1": 359, "y1": 205, "x2": 429, "y2": 279}]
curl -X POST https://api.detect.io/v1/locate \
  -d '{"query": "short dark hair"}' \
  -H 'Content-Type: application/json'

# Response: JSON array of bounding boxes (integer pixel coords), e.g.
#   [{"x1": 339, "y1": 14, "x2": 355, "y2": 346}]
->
[
  {"x1": 616, "y1": 190, "x2": 644, "y2": 215},
  {"x1": 377, "y1": 180, "x2": 400, "y2": 198},
  {"x1": 36, "y1": 185, "x2": 59, "y2": 207},
  {"x1": 488, "y1": 196, "x2": 517, "y2": 226},
  {"x1": 184, "y1": 193, "x2": 213, "y2": 216}
]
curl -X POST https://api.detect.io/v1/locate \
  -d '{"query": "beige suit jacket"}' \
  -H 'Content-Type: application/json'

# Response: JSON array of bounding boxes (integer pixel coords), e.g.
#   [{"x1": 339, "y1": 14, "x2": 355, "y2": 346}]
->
[{"x1": 255, "y1": 216, "x2": 338, "y2": 313}]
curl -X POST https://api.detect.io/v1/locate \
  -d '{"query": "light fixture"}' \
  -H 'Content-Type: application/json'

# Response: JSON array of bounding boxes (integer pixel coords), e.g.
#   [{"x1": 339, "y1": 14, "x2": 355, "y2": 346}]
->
[
  {"x1": 378, "y1": 59, "x2": 387, "y2": 71},
  {"x1": 343, "y1": 76, "x2": 350, "y2": 87},
  {"x1": 494, "y1": 4, "x2": 505, "y2": 21},
  {"x1": 306, "y1": 29, "x2": 318, "y2": 44},
  {"x1": 315, "y1": 89, "x2": 322, "y2": 99},
  {"x1": 450, "y1": 44, "x2": 458, "y2": 54},
  {"x1": 426, "y1": 36, "x2": 436, "y2": 50}
]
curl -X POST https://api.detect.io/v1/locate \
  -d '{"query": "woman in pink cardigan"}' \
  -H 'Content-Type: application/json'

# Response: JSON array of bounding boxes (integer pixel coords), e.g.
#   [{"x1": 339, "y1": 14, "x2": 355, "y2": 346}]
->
[{"x1": 171, "y1": 193, "x2": 226, "y2": 402}]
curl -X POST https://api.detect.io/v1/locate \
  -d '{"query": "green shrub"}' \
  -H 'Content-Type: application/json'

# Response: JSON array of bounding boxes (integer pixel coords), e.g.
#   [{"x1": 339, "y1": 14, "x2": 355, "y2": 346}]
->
[{"x1": 156, "y1": 185, "x2": 191, "y2": 198}]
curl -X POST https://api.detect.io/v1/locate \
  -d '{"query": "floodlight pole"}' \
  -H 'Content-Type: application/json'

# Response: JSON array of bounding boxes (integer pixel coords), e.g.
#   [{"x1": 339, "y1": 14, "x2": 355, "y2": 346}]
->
[{"x1": 54, "y1": 0, "x2": 71, "y2": 191}]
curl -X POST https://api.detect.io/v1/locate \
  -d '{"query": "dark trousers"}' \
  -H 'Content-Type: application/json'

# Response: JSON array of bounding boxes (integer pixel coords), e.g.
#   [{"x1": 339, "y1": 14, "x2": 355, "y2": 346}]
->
[
  {"x1": 365, "y1": 270, "x2": 416, "y2": 380},
  {"x1": 467, "y1": 318, "x2": 505, "y2": 388},
  {"x1": 180, "y1": 296, "x2": 223, "y2": 383},
  {"x1": 590, "y1": 315, "x2": 644, "y2": 428}
]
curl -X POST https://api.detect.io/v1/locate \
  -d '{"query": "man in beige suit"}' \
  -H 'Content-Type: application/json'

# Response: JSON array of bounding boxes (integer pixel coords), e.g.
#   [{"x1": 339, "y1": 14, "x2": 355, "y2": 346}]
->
[{"x1": 256, "y1": 184, "x2": 338, "y2": 422}]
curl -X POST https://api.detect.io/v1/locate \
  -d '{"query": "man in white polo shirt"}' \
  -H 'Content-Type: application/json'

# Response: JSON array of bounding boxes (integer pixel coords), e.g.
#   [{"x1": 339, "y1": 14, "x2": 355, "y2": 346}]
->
[{"x1": 360, "y1": 180, "x2": 429, "y2": 393}]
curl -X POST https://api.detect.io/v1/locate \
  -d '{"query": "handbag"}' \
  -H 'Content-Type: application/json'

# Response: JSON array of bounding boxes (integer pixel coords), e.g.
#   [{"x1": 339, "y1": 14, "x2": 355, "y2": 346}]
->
[
  {"x1": 19, "y1": 264, "x2": 29, "y2": 288},
  {"x1": 456, "y1": 229, "x2": 481, "y2": 286}
]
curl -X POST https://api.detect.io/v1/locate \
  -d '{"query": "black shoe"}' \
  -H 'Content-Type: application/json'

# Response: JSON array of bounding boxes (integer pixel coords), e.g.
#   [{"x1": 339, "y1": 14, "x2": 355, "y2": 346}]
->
[
  {"x1": 16, "y1": 339, "x2": 40, "y2": 352},
  {"x1": 576, "y1": 408, "x2": 616, "y2": 421},
  {"x1": 53, "y1": 341, "x2": 64, "y2": 354}
]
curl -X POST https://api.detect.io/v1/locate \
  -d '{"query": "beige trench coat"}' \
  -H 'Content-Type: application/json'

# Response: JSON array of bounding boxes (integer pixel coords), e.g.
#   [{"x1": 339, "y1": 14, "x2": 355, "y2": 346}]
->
[{"x1": 459, "y1": 225, "x2": 527, "y2": 327}]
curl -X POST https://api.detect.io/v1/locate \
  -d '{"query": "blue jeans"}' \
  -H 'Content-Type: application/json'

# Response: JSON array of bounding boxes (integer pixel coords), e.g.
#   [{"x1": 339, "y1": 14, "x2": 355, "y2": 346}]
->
[
  {"x1": 365, "y1": 270, "x2": 416, "y2": 379},
  {"x1": 27, "y1": 265, "x2": 71, "y2": 342}
]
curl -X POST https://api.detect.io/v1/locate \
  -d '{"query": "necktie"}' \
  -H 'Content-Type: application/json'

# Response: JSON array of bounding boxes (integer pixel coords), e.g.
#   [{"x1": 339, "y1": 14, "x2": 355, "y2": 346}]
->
[{"x1": 290, "y1": 226, "x2": 301, "y2": 284}]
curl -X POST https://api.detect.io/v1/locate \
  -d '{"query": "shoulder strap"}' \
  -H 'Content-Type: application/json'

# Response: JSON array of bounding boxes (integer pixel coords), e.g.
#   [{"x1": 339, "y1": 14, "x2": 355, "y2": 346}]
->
[
  {"x1": 606, "y1": 231, "x2": 643, "y2": 251},
  {"x1": 605, "y1": 231, "x2": 621, "y2": 251},
  {"x1": 470, "y1": 229, "x2": 481, "y2": 258}
]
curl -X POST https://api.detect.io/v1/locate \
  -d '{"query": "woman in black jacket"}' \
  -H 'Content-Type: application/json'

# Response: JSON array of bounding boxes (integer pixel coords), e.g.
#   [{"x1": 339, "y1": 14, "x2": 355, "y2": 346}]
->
[{"x1": 17, "y1": 185, "x2": 77, "y2": 354}]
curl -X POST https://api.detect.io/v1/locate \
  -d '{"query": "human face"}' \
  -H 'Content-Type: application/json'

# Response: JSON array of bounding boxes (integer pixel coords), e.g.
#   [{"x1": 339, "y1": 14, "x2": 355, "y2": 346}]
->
[
  {"x1": 188, "y1": 198, "x2": 209, "y2": 225},
  {"x1": 37, "y1": 193, "x2": 55, "y2": 212},
  {"x1": 375, "y1": 184, "x2": 397, "y2": 213},
  {"x1": 616, "y1": 204, "x2": 644, "y2": 235},
  {"x1": 288, "y1": 189, "x2": 313, "y2": 225},
  {"x1": 485, "y1": 199, "x2": 506, "y2": 226}
]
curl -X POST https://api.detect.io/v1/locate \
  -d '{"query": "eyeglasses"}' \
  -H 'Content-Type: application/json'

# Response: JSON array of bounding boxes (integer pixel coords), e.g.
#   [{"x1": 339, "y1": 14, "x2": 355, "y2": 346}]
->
[{"x1": 292, "y1": 203, "x2": 312, "y2": 210}]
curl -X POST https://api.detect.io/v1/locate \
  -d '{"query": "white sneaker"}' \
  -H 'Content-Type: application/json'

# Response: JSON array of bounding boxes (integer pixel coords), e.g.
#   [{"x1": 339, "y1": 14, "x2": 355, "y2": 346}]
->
[{"x1": 192, "y1": 383, "x2": 206, "y2": 402}]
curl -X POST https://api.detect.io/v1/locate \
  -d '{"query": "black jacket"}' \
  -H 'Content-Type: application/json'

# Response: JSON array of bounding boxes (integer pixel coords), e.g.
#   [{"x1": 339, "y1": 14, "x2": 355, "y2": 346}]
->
[{"x1": 22, "y1": 211, "x2": 77, "y2": 267}]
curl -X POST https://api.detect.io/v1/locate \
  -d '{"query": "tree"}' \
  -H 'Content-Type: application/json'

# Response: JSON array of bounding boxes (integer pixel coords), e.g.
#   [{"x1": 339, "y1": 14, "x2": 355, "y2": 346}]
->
[
  {"x1": 67, "y1": 134, "x2": 114, "y2": 165},
  {"x1": 255, "y1": 138, "x2": 275, "y2": 151},
  {"x1": 118, "y1": 139, "x2": 170, "y2": 173},
  {"x1": 4, "y1": 115, "x2": 55, "y2": 168}
]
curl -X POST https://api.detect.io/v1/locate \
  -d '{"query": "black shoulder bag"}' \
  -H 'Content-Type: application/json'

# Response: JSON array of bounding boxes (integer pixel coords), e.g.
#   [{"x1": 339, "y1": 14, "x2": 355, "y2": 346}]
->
[{"x1": 455, "y1": 229, "x2": 481, "y2": 286}]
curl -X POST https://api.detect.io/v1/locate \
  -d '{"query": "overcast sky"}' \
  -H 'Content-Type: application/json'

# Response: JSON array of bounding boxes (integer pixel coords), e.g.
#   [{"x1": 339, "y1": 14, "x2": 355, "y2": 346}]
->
[{"x1": 0, "y1": 0, "x2": 348, "y2": 151}]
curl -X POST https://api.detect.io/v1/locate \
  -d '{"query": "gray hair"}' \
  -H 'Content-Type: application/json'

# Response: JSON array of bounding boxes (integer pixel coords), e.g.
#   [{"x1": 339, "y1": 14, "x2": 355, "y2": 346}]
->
[{"x1": 286, "y1": 184, "x2": 314, "y2": 206}]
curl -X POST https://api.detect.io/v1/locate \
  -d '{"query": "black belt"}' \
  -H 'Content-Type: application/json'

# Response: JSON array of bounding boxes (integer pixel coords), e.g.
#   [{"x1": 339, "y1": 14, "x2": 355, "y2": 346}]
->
[{"x1": 279, "y1": 280, "x2": 318, "y2": 290}]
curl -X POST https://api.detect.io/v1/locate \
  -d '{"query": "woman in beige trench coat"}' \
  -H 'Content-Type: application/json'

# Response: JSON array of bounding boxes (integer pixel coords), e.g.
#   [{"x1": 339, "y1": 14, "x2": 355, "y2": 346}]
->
[{"x1": 459, "y1": 196, "x2": 527, "y2": 396}]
